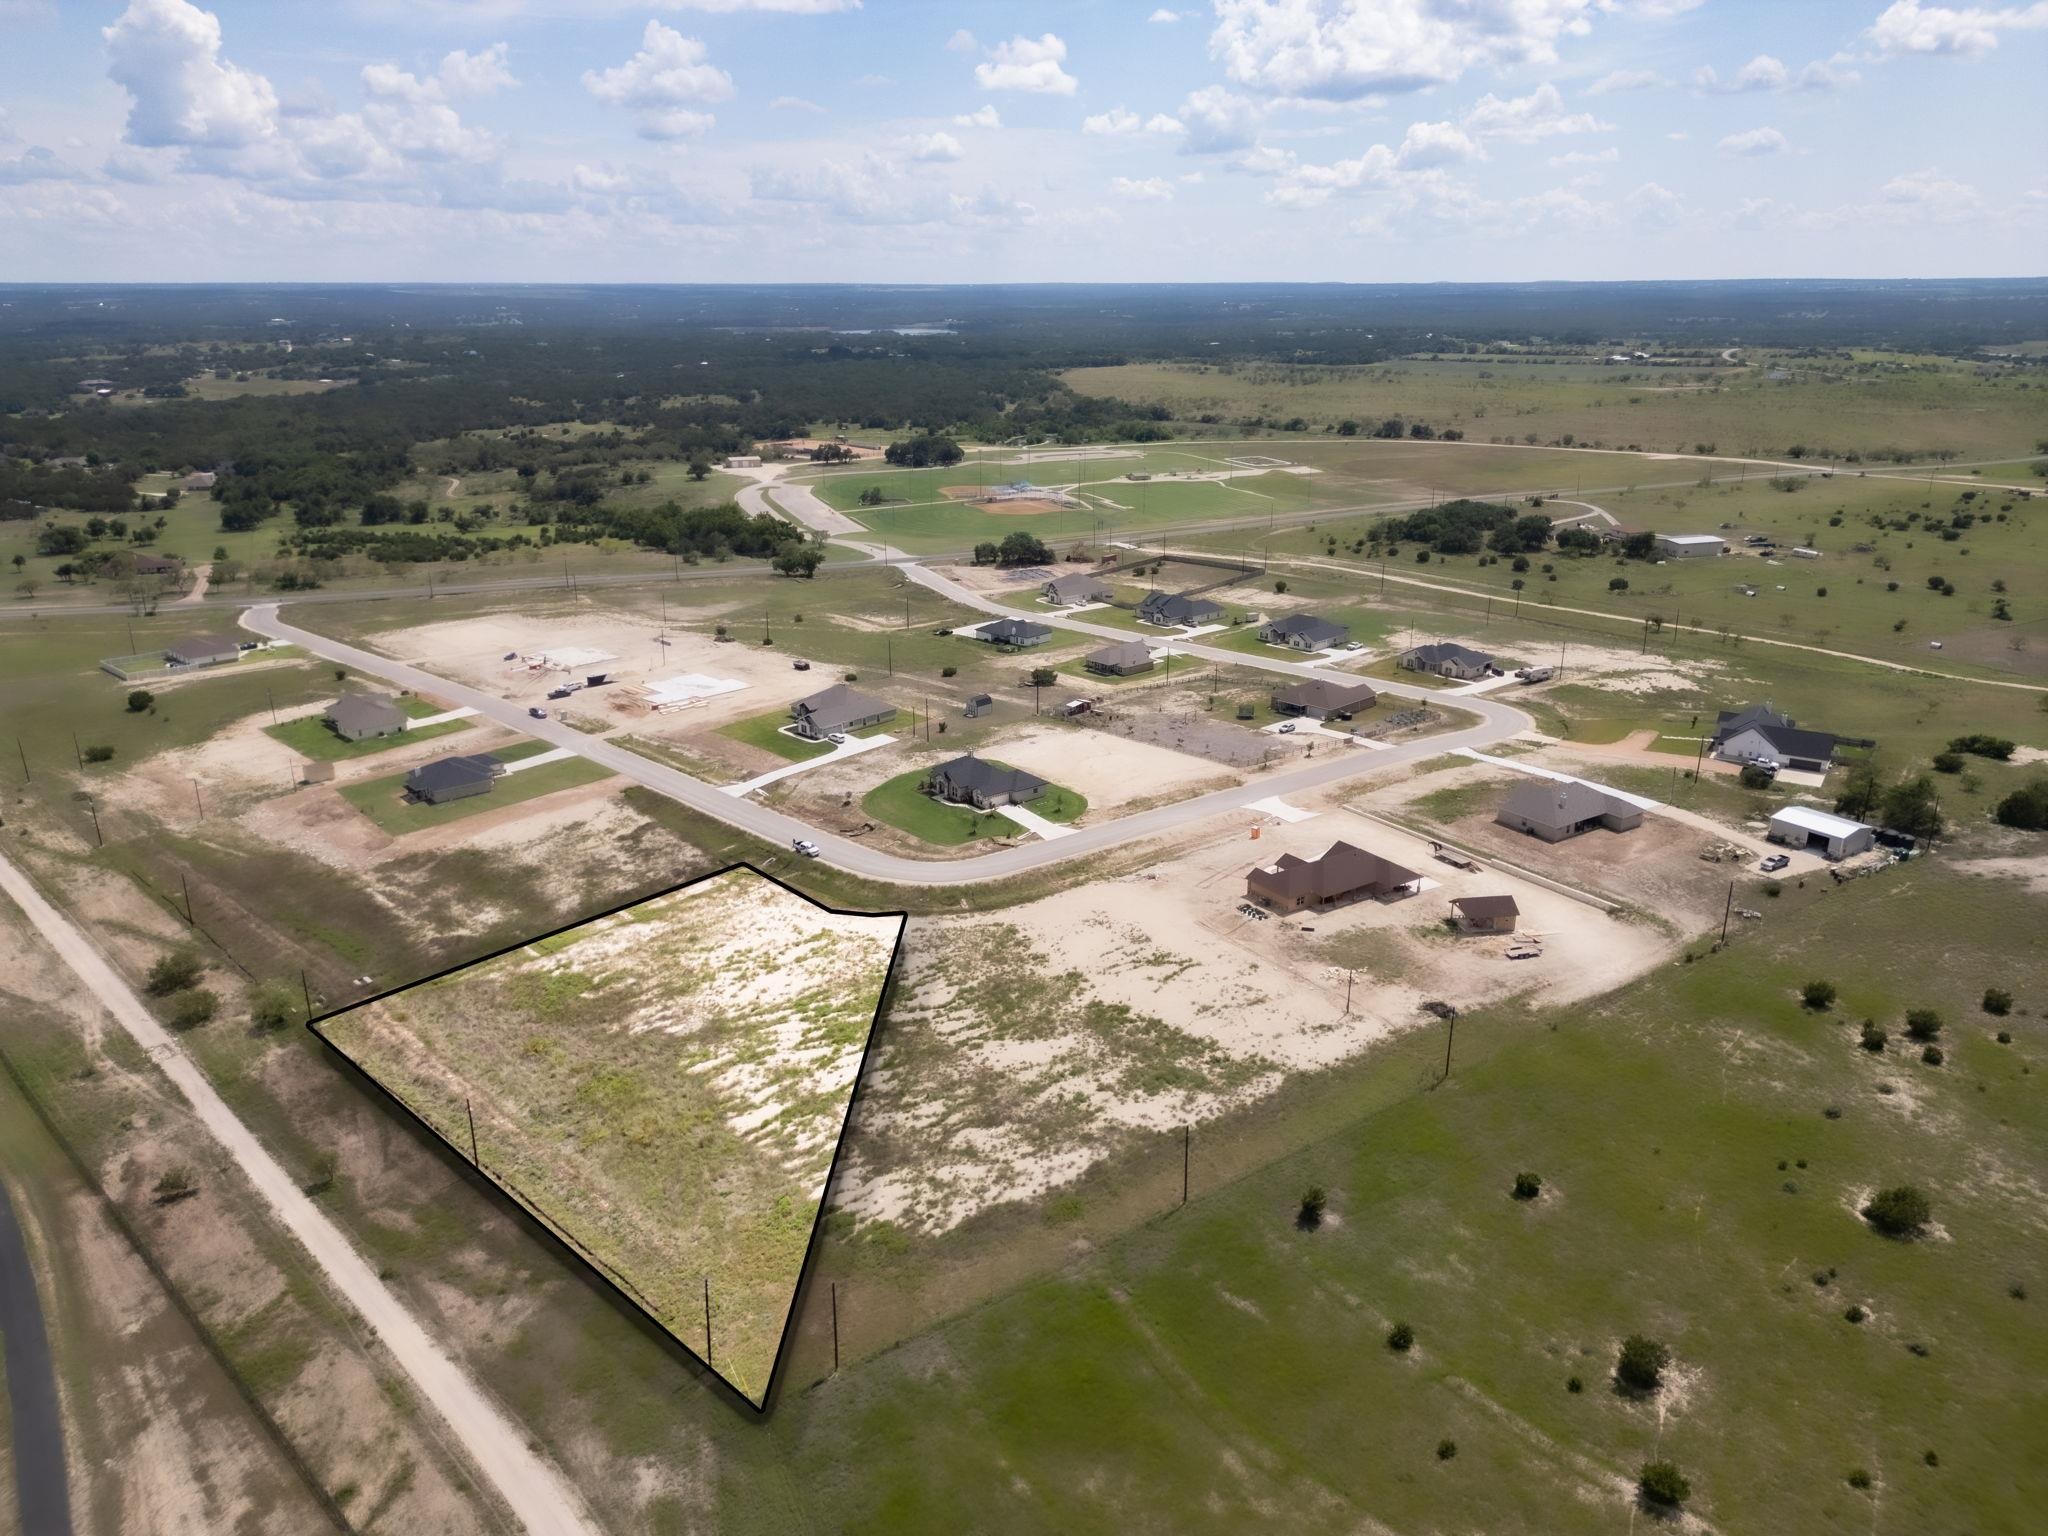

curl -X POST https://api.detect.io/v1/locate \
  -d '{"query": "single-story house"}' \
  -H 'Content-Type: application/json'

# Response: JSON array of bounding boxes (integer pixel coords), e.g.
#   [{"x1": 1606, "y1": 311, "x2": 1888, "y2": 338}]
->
[
  {"x1": 982, "y1": 617, "x2": 1053, "y2": 648},
  {"x1": 1401, "y1": 642, "x2": 1496, "y2": 681},
  {"x1": 1271, "y1": 678, "x2": 1378, "y2": 720},
  {"x1": 1043, "y1": 573, "x2": 1113, "y2": 606},
  {"x1": 325, "y1": 693, "x2": 408, "y2": 742},
  {"x1": 1139, "y1": 591, "x2": 1225, "y2": 628},
  {"x1": 1450, "y1": 894, "x2": 1520, "y2": 933},
  {"x1": 1085, "y1": 640, "x2": 1156, "y2": 677},
  {"x1": 405, "y1": 754, "x2": 500, "y2": 805},
  {"x1": 1711, "y1": 703, "x2": 1838, "y2": 773},
  {"x1": 131, "y1": 553, "x2": 184, "y2": 576},
  {"x1": 1246, "y1": 840, "x2": 1422, "y2": 911},
  {"x1": 179, "y1": 471, "x2": 217, "y2": 492},
  {"x1": 1259, "y1": 613, "x2": 1350, "y2": 652},
  {"x1": 790, "y1": 683, "x2": 897, "y2": 740},
  {"x1": 1495, "y1": 778, "x2": 1644, "y2": 842},
  {"x1": 927, "y1": 755, "x2": 1048, "y2": 811},
  {"x1": 722, "y1": 454, "x2": 763, "y2": 470},
  {"x1": 164, "y1": 633, "x2": 243, "y2": 668},
  {"x1": 1655, "y1": 533, "x2": 1726, "y2": 559},
  {"x1": 1768, "y1": 805, "x2": 1874, "y2": 861}
]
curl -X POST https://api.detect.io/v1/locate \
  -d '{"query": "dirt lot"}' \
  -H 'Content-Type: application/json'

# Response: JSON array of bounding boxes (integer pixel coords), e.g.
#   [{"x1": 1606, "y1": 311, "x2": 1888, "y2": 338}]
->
[
  {"x1": 1088, "y1": 686, "x2": 1310, "y2": 769},
  {"x1": 923, "y1": 561, "x2": 1064, "y2": 596},
  {"x1": 837, "y1": 795, "x2": 1674, "y2": 1236},
  {"x1": 970, "y1": 722, "x2": 1236, "y2": 810}
]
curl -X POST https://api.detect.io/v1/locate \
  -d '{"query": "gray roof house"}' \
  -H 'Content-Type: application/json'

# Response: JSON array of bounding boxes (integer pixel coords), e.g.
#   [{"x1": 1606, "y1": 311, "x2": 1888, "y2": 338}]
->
[
  {"x1": 1139, "y1": 591, "x2": 1226, "y2": 628},
  {"x1": 1271, "y1": 678, "x2": 1378, "y2": 719},
  {"x1": 164, "y1": 633, "x2": 243, "y2": 668},
  {"x1": 1495, "y1": 779, "x2": 1643, "y2": 842},
  {"x1": 405, "y1": 754, "x2": 501, "y2": 805},
  {"x1": 789, "y1": 683, "x2": 897, "y2": 740},
  {"x1": 981, "y1": 617, "x2": 1053, "y2": 648},
  {"x1": 1259, "y1": 613, "x2": 1350, "y2": 651},
  {"x1": 1042, "y1": 573, "x2": 1113, "y2": 606},
  {"x1": 1401, "y1": 641, "x2": 1496, "y2": 680},
  {"x1": 1085, "y1": 640, "x2": 1156, "y2": 676},
  {"x1": 1711, "y1": 704, "x2": 1838, "y2": 772},
  {"x1": 325, "y1": 693, "x2": 408, "y2": 742},
  {"x1": 927, "y1": 755, "x2": 1048, "y2": 810}
]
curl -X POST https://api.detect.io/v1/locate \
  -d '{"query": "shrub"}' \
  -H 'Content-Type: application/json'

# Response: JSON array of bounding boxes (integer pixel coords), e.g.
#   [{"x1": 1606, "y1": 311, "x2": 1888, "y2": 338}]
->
[
  {"x1": 1997, "y1": 1030, "x2": 2012, "y2": 1045},
  {"x1": 1387, "y1": 1322, "x2": 1415, "y2": 1352},
  {"x1": 1616, "y1": 1334, "x2": 1670, "y2": 1393},
  {"x1": 1566, "y1": 1375, "x2": 1583, "y2": 1393},
  {"x1": 125, "y1": 689, "x2": 155, "y2": 712},
  {"x1": 1860, "y1": 1020, "x2": 1888, "y2": 1052},
  {"x1": 1903, "y1": 1009, "x2": 1942, "y2": 1042},
  {"x1": 1847, "y1": 1469, "x2": 1872, "y2": 1491},
  {"x1": 1739, "y1": 763, "x2": 1775, "y2": 789},
  {"x1": 82, "y1": 744, "x2": 115, "y2": 763},
  {"x1": 1844, "y1": 1304, "x2": 1867, "y2": 1323},
  {"x1": 1931, "y1": 751, "x2": 1964, "y2": 774},
  {"x1": 1608, "y1": 576, "x2": 1629, "y2": 592},
  {"x1": 1921, "y1": 1044, "x2": 1944, "y2": 1066},
  {"x1": 1638, "y1": 1460, "x2": 1690, "y2": 1509},
  {"x1": 1436, "y1": 1438, "x2": 1457, "y2": 1461},
  {"x1": 249, "y1": 980, "x2": 297, "y2": 1031},
  {"x1": 1297, "y1": 1185, "x2": 1327, "y2": 1229},
  {"x1": 1983, "y1": 988, "x2": 2013, "y2": 1016},
  {"x1": 1947, "y1": 733, "x2": 2015, "y2": 761},
  {"x1": 152, "y1": 1165, "x2": 195, "y2": 1203},
  {"x1": 1511, "y1": 1171, "x2": 1542, "y2": 1201},
  {"x1": 1994, "y1": 777, "x2": 2048, "y2": 829},
  {"x1": 167, "y1": 989, "x2": 219, "y2": 1030},
  {"x1": 940, "y1": 665, "x2": 957, "y2": 678},
  {"x1": 145, "y1": 949, "x2": 203, "y2": 996},
  {"x1": 1801, "y1": 979, "x2": 1838, "y2": 1010},
  {"x1": 1863, "y1": 1184, "x2": 1931, "y2": 1238}
]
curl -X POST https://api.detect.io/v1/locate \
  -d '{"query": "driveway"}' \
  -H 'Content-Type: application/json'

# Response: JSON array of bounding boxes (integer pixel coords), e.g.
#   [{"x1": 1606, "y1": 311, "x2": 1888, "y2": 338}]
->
[
  {"x1": 0, "y1": 1174, "x2": 72, "y2": 1536},
  {"x1": 721, "y1": 731, "x2": 895, "y2": 797}
]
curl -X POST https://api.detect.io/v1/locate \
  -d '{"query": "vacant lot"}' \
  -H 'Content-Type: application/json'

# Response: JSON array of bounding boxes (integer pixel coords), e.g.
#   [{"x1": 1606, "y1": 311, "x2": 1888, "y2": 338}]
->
[{"x1": 317, "y1": 867, "x2": 904, "y2": 1408}]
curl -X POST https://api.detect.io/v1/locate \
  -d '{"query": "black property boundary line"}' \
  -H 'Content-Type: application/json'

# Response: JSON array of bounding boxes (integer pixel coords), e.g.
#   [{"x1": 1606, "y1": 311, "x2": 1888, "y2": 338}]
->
[{"x1": 306, "y1": 860, "x2": 908, "y2": 1417}]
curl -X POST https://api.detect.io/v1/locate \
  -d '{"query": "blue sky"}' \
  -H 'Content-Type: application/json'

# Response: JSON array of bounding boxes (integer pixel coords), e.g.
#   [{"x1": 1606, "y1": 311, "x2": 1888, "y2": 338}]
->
[{"x1": 0, "y1": 1, "x2": 2041, "y2": 283}]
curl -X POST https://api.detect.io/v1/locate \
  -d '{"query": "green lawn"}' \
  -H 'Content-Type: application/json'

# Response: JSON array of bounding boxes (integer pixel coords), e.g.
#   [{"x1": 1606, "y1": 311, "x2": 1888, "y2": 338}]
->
[
  {"x1": 861, "y1": 768, "x2": 1022, "y2": 844},
  {"x1": 262, "y1": 696, "x2": 469, "y2": 761},
  {"x1": 718, "y1": 709, "x2": 832, "y2": 762},
  {"x1": 337, "y1": 745, "x2": 612, "y2": 835}
]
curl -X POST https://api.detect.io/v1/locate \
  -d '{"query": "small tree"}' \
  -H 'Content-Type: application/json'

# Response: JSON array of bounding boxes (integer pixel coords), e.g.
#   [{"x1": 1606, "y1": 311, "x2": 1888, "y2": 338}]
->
[
  {"x1": 1273, "y1": 579, "x2": 1289, "y2": 594},
  {"x1": 1297, "y1": 1185, "x2": 1327, "y2": 1230},
  {"x1": 82, "y1": 744, "x2": 115, "y2": 763},
  {"x1": 153, "y1": 1165, "x2": 196, "y2": 1204},
  {"x1": 167, "y1": 989, "x2": 219, "y2": 1030},
  {"x1": 1387, "y1": 1322, "x2": 1415, "y2": 1352},
  {"x1": 1860, "y1": 1020, "x2": 1888, "y2": 1053},
  {"x1": 1982, "y1": 988, "x2": 2013, "y2": 1017},
  {"x1": 1029, "y1": 667, "x2": 1057, "y2": 688},
  {"x1": 1903, "y1": 1009, "x2": 1942, "y2": 1043},
  {"x1": 1616, "y1": 1334, "x2": 1670, "y2": 1393},
  {"x1": 145, "y1": 949, "x2": 204, "y2": 996},
  {"x1": 1801, "y1": 979, "x2": 1838, "y2": 1011},
  {"x1": 1739, "y1": 763, "x2": 1775, "y2": 789},
  {"x1": 126, "y1": 688, "x2": 155, "y2": 713},
  {"x1": 1511, "y1": 1172, "x2": 1542, "y2": 1201},
  {"x1": 249, "y1": 980, "x2": 298, "y2": 1031},
  {"x1": 1863, "y1": 1184, "x2": 1931, "y2": 1238},
  {"x1": 1638, "y1": 1461, "x2": 1691, "y2": 1509}
]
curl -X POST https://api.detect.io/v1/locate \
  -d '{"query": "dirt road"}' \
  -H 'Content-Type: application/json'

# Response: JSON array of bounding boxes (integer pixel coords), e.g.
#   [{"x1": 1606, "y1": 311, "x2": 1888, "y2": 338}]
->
[{"x1": 0, "y1": 850, "x2": 606, "y2": 1536}]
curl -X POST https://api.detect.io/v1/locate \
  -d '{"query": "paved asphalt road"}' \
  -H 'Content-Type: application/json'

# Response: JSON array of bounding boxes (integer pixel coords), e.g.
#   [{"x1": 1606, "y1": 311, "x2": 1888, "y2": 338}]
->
[
  {"x1": 0, "y1": 1174, "x2": 72, "y2": 1536},
  {"x1": 243, "y1": 576, "x2": 1533, "y2": 885}
]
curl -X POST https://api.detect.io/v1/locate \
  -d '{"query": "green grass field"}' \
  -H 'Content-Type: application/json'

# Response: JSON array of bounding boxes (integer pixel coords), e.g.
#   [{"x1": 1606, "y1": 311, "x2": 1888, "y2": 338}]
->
[
  {"x1": 262, "y1": 695, "x2": 469, "y2": 761},
  {"x1": 337, "y1": 743, "x2": 612, "y2": 835},
  {"x1": 861, "y1": 768, "x2": 1023, "y2": 844},
  {"x1": 717, "y1": 709, "x2": 833, "y2": 762}
]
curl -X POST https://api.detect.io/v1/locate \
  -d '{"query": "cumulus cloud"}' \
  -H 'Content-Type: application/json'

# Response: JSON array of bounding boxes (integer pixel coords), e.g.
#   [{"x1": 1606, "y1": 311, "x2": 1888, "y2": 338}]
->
[
  {"x1": 1209, "y1": 0, "x2": 1609, "y2": 99},
  {"x1": 582, "y1": 21, "x2": 733, "y2": 140},
  {"x1": 1149, "y1": 8, "x2": 1185, "y2": 20},
  {"x1": 770, "y1": 95, "x2": 824, "y2": 113},
  {"x1": 1695, "y1": 52, "x2": 1863, "y2": 93},
  {"x1": 1867, "y1": 0, "x2": 2048, "y2": 55},
  {"x1": 1112, "y1": 175, "x2": 1175, "y2": 200},
  {"x1": 0, "y1": 144, "x2": 83, "y2": 184},
  {"x1": 1175, "y1": 84, "x2": 1263, "y2": 152},
  {"x1": 1585, "y1": 67, "x2": 1667, "y2": 94},
  {"x1": 1393, "y1": 119, "x2": 1480, "y2": 169},
  {"x1": 1083, "y1": 106, "x2": 1142, "y2": 134},
  {"x1": 104, "y1": 0, "x2": 280, "y2": 150},
  {"x1": 437, "y1": 44, "x2": 518, "y2": 98},
  {"x1": 1549, "y1": 145, "x2": 1619, "y2": 166},
  {"x1": 1882, "y1": 167, "x2": 1985, "y2": 213},
  {"x1": 953, "y1": 105, "x2": 1001, "y2": 128},
  {"x1": 1461, "y1": 83, "x2": 1611, "y2": 142},
  {"x1": 1718, "y1": 126, "x2": 1789, "y2": 156},
  {"x1": 908, "y1": 131, "x2": 964, "y2": 162},
  {"x1": 975, "y1": 33, "x2": 1078, "y2": 94}
]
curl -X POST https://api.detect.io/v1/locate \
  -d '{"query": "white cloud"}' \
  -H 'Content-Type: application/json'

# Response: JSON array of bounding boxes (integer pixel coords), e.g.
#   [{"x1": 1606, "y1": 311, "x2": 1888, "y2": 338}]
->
[
  {"x1": 437, "y1": 44, "x2": 517, "y2": 98},
  {"x1": 1394, "y1": 119, "x2": 1480, "y2": 169},
  {"x1": 104, "y1": 0, "x2": 281, "y2": 150},
  {"x1": 1175, "y1": 84, "x2": 1263, "y2": 152},
  {"x1": 0, "y1": 144, "x2": 83, "y2": 184},
  {"x1": 1112, "y1": 175, "x2": 1175, "y2": 200},
  {"x1": 1867, "y1": 0, "x2": 2048, "y2": 56},
  {"x1": 1626, "y1": 180, "x2": 1684, "y2": 229},
  {"x1": 975, "y1": 33, "x2": 1078, "y2": 94},
  {"x1": 1718, "y1": 126, "x2": 1789, "y2": 156},
  {"x1": 1696, "y1": 52, "x2": 1863, "y2": 93},
  {"x1": 582, "y1": 21, "x2": 733, "y2": 140},
  {"x1": 1149, "y1": 8, "x2": 1185, "y2": 21},
  {"x1": 1083, "y1": 106, "x2": 1142, "y2": 135},
  {"x1": 1586, "y1": 67, "x2": 1666, "y2": 94},
  {"x1": 908, "y1": 131, "x2": 964, "y2": 162},
  {"x1": 945, "y1": 28, "x2": 977, "y2": 53},
  {"x1": 1548, "y1": 145, "x2": 1619, "y2": 166},
  {"x1": 1209, "y1": 0, "x2": 1609, "y2": 99},
  {"x1": 1882, "y1": 167, "x2": 1984, "y2": 213},
  {"x1": 1461, "y1": 82, "x2": 1611, "y2": 142},
  {"x1": 953, "y1": 105, "x2": 1001, "y2": 128},
  {"x1": 1145, "y1": 112, "x2": 1186, "y2": 134},
  {"x1": 770, "y1": 95, "x2": 824, "y2": 113}
]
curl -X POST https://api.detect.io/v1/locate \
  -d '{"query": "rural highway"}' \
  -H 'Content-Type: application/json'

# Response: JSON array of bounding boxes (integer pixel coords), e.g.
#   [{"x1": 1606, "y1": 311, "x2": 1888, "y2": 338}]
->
[
  {"x1": 242, "y1": 591, "x2": 1534, "y2": 886},
  {"x1": 0, "y1": 1173, "x2": 72, "y2": 1536},
  {"x1": 0, "y1": 851, "x2": 607, "y2": 1536}
]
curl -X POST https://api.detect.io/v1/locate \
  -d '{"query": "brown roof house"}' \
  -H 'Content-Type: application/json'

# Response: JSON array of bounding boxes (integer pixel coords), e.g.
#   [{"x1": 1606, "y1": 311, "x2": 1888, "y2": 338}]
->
[
  {"x1": 1272, "y1": 678, "x2": 1377, "y2": 720},
  {"x1": 1450, "y1": 894, "x2": 1520, "y2": 933},
  {"x1": 1085, "y1": 640, "x2": 1155, "y2": 677},
  {"x1": 1246, "y1": 841, "x2": 1421, "y2": 912},
  {"x1": 1495, "y1": 779, "x2": 1643, "y2": 842}
]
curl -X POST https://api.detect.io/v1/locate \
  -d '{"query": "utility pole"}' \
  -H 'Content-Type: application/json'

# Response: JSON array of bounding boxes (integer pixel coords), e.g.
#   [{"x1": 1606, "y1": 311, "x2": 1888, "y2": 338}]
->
[
  {"x1": 703, "y1": 1277, "x2": 712, "y2": 1366},
  {"x1": 1720, "y1": 879, "x2": 1735, "y2": 945},
  {"x1": 1441, "y1": 1014, "x2": 1457, "y2": 1081},
  {"x1": 71, "y1": 731, "x2": 83, "y2": 770},
  {"x1": 16, "y1": 738, "x2": 29, "y2": 783},
  {"x1": 300, "y1": 969, "x2": 313, "y2": 1018},
  {"x1": 1344, "y1": 970, "x2": 1354, "y2": 1015},
  {"x1": 266, "y1": 686, "x2": 278, "y2": 725},
  {"x1": 191, "y1": 779, "x2": 204, "y2": 821},
  {"x1": 831, "y1": 1282, "x2": 840, "y2": 1373},
  {"x1": 886, "y1": 632, "x2": 893, "y2": 676},
  {"x1": 180, "y1": 873, "x2": 193, "y2": 925},
  {"x1": 466, "y1": 1097, "x2": 479, "y2": 1165},
  {"x1": 1182, "y1": 1124, "x2": 1191, "y2": 1207}
]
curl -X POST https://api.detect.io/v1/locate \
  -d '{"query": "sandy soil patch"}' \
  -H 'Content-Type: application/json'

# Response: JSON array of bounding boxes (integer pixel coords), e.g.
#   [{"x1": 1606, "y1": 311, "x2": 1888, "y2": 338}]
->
[
  {"x1": 923, "y1": 561, "x2": 1050, "y2": 595},
  {"x1": 1950, "y1": 853, "x2": 2048, "y2": 896},
  {"x1": 1421, "y1": 628, "x2": 1730, "y2": 700},
  {"x1": 978, "y1": 722, "x2": 1238, "y2": 810},
  {"x1": 939, "y1": 487, "x2": 1069, "y2": 514}
]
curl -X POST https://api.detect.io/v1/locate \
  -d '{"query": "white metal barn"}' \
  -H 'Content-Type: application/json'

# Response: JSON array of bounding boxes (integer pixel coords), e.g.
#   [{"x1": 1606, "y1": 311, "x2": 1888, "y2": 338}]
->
[
  {"x1": 1767, "y1": 805, "x2": 1875, "y2": 860},
  {"x1": 1655, "y1": 534, "x2": 1727, "y2": 559}
]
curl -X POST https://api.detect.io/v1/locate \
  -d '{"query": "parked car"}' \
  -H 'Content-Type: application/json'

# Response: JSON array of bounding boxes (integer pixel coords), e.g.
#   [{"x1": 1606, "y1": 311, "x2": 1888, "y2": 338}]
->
[
  {"x1": 932, "y1": 627, "x2": 953, "y2": 637},
  {"x1": 827, "y1": 732, "x2": 848, "y2": 744},
  {"x1": 792, "y1": 837, "x2": 821, "y2": 857},
  {"x1": 547, "y1": 687, "x2": 572, "y2": 699},
  {"x1": 1759, "y1": 853, "x2": 1790, "y2": 873},
  {"x1": 528, "y1": 706, "x2": 547, "y2": 719},
  {"x1": 792, "y1": 659, "x2": 811, "y2": 670},
  {"x1": 1277, "y1": 721, "x2": 1297, "y2": 733}
]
